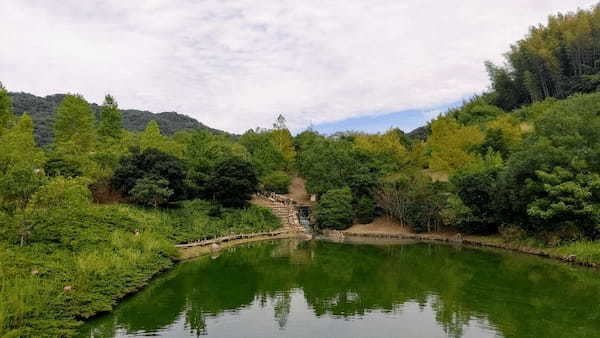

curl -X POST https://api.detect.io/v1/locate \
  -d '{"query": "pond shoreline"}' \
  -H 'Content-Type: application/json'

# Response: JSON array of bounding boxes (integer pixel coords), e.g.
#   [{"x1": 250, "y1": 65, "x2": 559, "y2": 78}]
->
[
  {"x1": 80, "y1": 227, "x2": 596, "y2": 334},
  {"x1": 337, "y1": 230, "x2": 599, "y2": 269},
  {"x1": 177, "y1": 230, "x2": 309, "y2": 259}
]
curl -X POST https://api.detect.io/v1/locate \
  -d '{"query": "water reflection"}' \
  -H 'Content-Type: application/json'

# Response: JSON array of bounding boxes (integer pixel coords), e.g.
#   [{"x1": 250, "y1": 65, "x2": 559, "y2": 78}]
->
[{"x1": 78, "y1": 239, "x2": 600, "y2": 338}]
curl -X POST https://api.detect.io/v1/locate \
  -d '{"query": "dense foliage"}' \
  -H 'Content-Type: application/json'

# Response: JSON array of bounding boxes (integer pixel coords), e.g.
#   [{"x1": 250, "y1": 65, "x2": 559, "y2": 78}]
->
[
  {"x1": 3, "y1": 4, "x2": 600, "y2": 335},
  {"x1": 112, "y1": 147, "x2": 186, "y2": 205},
  {"x1": 314, "y1": 187, "x2": 354, "y2": 230},
  {"x1": 0, "y1": 85, "x2": 280, "y2": 337},
  {"x1": 8, "y1": 92, "x2": 226, "y2": 146},
  {"x1": 487, "y1": 5, "x2": 600, "y2": 110}
]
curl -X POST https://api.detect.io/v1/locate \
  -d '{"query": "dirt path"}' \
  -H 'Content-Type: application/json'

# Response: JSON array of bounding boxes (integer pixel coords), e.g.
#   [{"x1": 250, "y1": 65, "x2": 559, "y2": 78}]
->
[
  {"x1": 283, "y1": 176, "x2": 312, "y2": 206},
  {"x1": 343, "y1": 217, "x2": 409, "y2": 235}
]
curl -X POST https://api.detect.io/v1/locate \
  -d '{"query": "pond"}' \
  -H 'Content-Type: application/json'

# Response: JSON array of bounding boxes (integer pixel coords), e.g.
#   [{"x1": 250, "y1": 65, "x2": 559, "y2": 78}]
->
[{"x1": 78, "y1": 239, "x2": 600, "y2": 338}]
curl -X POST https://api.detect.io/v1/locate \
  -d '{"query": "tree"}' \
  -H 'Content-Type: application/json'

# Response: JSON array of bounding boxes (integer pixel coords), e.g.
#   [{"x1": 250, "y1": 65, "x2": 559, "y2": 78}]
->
[
  {"x1": 355, "y1": 196, "x2": 376, "y2": 224},
  {"x1": 0, "y1": 167, "x2": 46, "y2": 212},
  {"x1": 450, "y1": 152, "x2": 505, "y2": 234},
  {"x1": 498, "y1": 93, "x2": 600, "y2": 238},
  {"x1": 185, "y1": 130, "x2": 249, "y2": 198},
  {"x1": 44, "y1": 157, "x2": 83, "y2": 178},
  {"x1": 0, "y1": 82, "x2": 14, "y2": 132},
  {"x1": 353, "y1": 129, "x2": 408, "y2": 173},
  {"x1": 487, "y1": 6, "x2": 600, "y2": 107},
  {"x1": 112, "y1": 147, "x2": 186, "y2": 203},
  {"x1": 376, "y1": 171, "x2": 445, "y2": 233},
  {"x1": 27, "y1": 177, "x2": 91, "y2": 211},
  {"x1": 297, "y1": 138, "x2": 355, "y2": 195},
  {"x1": 262, "y1": 171, "x2": 292, "y2": 194},
  {"x1": 273, "y1": 114, "x2": 287, "y2": 130},
  {"x1": 130, "y1": 176, "x2": 173, "y2": 208},
  {"x1": 207, "y1": 157, "x2": 259, "y2": 208},
  {"x1": 0, "y1": 114, "x2": 46, "y2": 212},
  {"x1": 314, "y1": 187, "x2": 354, "y2": 230},
  {"x1": 239, "y1": 130, "x2": 286, "y2": 177},
  {"x1": 54, "y1": 94, "x2": 96, "y2": 153},
  {"x1": 98, "y1": 94, "x2": 122, "y2": 138},
  {"x1": 527, "y1": 162, "x2": 600, "y2": 240},
  {"x1": 427, "y1": 116, "x2": 484, "y2": 173}
]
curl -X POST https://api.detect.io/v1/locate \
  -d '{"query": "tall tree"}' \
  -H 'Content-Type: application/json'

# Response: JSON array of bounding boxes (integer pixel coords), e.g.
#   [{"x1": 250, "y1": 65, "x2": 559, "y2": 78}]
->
[
  {"x1": 207, "y1": 157, "x2": 259, "y2": 208},
  {"x1": 427, "y1": 116, "x2": 484, "y2": 173},
  {"x1": 0, "y1": 114, "x2": 46, "y2": 211},
  {"x1": 53, "y1": 94, "x2": 96, "y2": 152},
  {"x1": 98, "y1": 94, "x2": 122, "y2": 138},
  {"x1": 0, "y1": 82, "x2": 14, "y2": 132}
]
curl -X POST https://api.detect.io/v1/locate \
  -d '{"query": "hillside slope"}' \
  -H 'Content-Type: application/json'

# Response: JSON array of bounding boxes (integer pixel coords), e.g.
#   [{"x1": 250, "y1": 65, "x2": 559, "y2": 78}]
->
[{"x1": 9, "y1": 92, "x2": 226, "y2": 146}]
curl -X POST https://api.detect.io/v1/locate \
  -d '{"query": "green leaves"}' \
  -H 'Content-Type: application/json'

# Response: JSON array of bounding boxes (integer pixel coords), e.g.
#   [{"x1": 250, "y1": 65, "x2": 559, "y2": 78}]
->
[
  {"x1": 0, "y1": 82, "x2": 14, "y2": 132},
  {"x1": 315, "y1": 187, "x2": 354, "y2": 230},
  {"x1": 98, "y1": 94, "x2": 122, "y2": 139},
  {"x1": 130, "y1": 176, "x2": 174, "y2": 208},
  {"x1": 54, "y1": 94, "x2": 96, "y2": 153},
  {"x1": 527, "y1": 163, "x2": 600, "y2": 238}
]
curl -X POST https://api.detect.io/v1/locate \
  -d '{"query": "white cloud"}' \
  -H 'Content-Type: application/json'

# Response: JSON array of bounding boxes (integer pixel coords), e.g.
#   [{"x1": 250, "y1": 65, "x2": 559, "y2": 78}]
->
[{"x1": 0, "y1": 0, "x2": 597, "y2": 133}]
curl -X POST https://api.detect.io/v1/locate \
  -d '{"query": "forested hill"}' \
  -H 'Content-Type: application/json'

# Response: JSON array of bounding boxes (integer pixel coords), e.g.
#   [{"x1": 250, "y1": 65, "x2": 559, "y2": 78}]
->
[{"x1": 9, "y1": 92, "x2": 226, "y2": 146}]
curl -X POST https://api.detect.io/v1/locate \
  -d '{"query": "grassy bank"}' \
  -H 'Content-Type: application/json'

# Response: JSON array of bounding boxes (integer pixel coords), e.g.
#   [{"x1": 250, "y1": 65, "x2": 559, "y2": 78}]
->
[
  {"x1": 0, "y1": 201, "x2": 279, "y2": 337},
  {"x1": 341, "y1": 222, "x2": 600, "y2": 268}
]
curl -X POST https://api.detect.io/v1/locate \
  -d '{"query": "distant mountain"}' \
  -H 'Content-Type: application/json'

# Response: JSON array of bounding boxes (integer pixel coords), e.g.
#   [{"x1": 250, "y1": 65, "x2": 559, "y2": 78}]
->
[
  {"x1": 9, "y1": 92, "x2": 226, "y2": 146},
  {"x1": 407, "y1": 125, "x2": 429, "y2": 141}
]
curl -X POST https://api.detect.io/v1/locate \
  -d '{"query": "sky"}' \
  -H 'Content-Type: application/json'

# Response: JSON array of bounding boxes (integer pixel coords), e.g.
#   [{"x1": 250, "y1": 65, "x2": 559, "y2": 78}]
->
[{"x1": 1, "y1": 1, "x2": 597, "y2": 134}]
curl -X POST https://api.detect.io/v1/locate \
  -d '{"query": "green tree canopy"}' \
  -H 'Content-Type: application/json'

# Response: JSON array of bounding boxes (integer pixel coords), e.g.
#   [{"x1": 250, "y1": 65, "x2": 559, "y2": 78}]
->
[
  {"x1": 314, "y1": 187, "x2": 354, "y2": 230},
  {"x1": 54, "y1": 94, "x2": 96, "y2": 153},
  {"x1": 98, "y1": 94, "x2": 123, "y2": 138},
  {"x1": 207, "y1": 157, "x2": 259, "y2": 208},
  {"x1": 112, "y1": 147, "x2": 186, "y2": 203},
  {"x1": 0, "y1": 82, "x2": 14, "y2": 132}
]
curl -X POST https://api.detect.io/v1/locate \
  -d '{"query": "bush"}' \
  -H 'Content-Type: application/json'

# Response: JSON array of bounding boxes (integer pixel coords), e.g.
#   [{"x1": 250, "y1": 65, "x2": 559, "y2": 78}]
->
[
  {"x1": 355, "y1": 196, "x2": 375, "y2": 224},
  {"x1": 207, "y1": 157, "x2": 259, "y2": 208},
  {"x1": 262, "y1": 171, "x2": 291, "y2": 194},
  {"x1": 130, "y1": 176, "x2": 173, "y2": 208},
  {"x1": 499, "y1": 225, "x2": 528, "y2": 243},
  {"x1": 112, "y1": 147, "x2": 186, "y2": 204},
  {"x1": 315, "y1": 187, "x2": 354, "y2": 230},
  {"x1": 28, "y1": 177, "x2": 91, "y2": 210},
  {"x1": 450, "y1": 152, "x2": 504, "y2": 235},
  {"x1": 44, "y1": 157, "x2": 82, "y2": 178}
]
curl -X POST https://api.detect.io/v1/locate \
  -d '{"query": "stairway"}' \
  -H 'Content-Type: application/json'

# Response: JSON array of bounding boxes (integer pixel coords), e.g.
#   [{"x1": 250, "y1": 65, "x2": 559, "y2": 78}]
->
[{"x1": 252, "y1": 193, "x2": 305, "y2": 232}]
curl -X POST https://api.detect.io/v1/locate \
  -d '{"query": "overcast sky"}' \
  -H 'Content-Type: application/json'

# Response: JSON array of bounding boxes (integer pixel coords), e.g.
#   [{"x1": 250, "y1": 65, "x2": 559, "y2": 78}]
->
[{"x1": 1, "y1": 1, "x2": 597, "y2": 133}]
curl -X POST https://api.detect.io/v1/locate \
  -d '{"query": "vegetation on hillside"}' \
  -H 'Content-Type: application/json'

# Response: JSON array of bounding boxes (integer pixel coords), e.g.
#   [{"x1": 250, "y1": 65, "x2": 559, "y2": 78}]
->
[
  {"x1": 3, "y1": 3, "x2": 600, "y2": 336},
  {"x1": 0, "y1": 86, "x2": 280, "y2": 337},
  {"x1": 8, "y1": 92, "x2": 226, "y2": 146}
]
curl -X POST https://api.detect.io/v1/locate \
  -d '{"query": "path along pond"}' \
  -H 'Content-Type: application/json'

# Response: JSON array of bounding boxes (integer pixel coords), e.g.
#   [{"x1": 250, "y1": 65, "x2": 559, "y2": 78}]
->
[{"x1": 78, "y1": 238, "x2": 600, "y2": 338}]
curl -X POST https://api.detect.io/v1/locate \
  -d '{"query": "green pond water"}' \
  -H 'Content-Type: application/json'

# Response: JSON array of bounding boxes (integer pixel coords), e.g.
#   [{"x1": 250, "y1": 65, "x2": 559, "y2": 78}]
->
[{"x1": 77, "y1": 238, "x2": 600, "y2": 338}]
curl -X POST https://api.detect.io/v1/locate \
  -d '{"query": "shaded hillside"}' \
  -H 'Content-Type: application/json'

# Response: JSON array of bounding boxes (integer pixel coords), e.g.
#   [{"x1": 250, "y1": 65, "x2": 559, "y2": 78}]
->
[
  {"x1": 9, "y1": 92, "x2": 226, "y2": 146},
  {"x1": 406, "y1": 125, "x2": 429, "y2": 141}
]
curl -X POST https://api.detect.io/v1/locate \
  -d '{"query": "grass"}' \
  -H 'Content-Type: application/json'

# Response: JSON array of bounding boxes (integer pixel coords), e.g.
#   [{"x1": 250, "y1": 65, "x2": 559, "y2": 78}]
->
[
  {"x1": 467, "y1": 232, "x2": 600, "y2": 266},
  {"x1": 0, "y1": 199, "x2": 280, "y2": 337},
  {"x1": 550, "y1": 241, "x2": 600, "y2": 265}
]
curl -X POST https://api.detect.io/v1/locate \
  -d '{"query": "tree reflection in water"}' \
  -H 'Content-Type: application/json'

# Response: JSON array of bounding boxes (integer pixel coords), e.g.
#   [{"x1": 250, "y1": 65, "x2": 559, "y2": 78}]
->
[{"x1": 78, "y1": 239, "x2": 600, "y2": 338}]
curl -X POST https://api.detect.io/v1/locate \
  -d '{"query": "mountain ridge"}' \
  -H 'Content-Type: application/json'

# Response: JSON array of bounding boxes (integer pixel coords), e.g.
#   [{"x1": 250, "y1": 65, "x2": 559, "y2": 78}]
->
[{"x1": 9, "y1": 92, "x2": 227, "y2": 146}]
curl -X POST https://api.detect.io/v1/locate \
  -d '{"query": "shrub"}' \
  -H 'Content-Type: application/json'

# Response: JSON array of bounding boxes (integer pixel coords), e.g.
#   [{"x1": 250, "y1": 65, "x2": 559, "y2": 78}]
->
[
  {"x1": 499, "y1": 225, "x2": 528, "y2": 243},
  {"x1": 207, "y1": 157, "x2": 259, "y2": 208},
  {"x1": 262, "y1": 171, "x2": 291, "y2": 194},
  {"x1": 355, "y1": 196, "x2": 375, "y2": 224},
  {"x1": 112, "y1": 147, "x2": 186, "y2": 204},
  {"x1": 449, "y1": 152, "x2": 504, "y2": 235},
  {"x1": 130, "y1": 176, "x2": 173, "y2": 208},
  {"x1": 28, "y1": 177, "x2": 91, "y2": 211},
  {"x1": 44, "y1": 157, "x2": 82, "y2": 178},
  {"x1": 315, "y1": 187, "x2": 354, "y2": 230}
]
